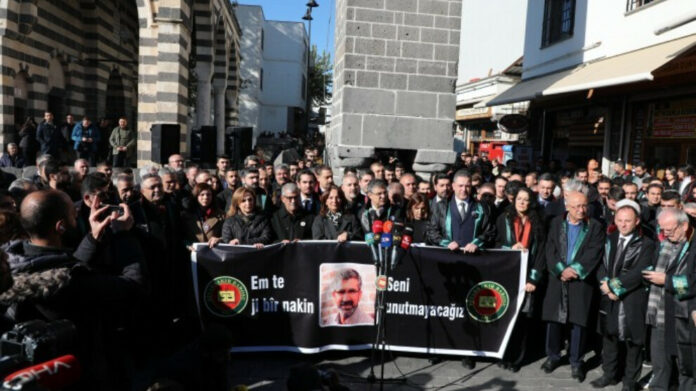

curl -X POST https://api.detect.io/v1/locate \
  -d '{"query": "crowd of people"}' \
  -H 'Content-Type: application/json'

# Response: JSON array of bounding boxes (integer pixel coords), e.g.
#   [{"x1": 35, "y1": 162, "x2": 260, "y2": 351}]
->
[{"x1": 0, "y1": 112, "x2": 695, "y2": 390}]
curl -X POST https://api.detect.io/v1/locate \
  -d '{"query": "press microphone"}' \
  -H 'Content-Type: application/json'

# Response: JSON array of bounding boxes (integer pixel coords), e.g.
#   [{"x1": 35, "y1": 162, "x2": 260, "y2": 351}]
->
[
  {"x1": 3, "y1": 355, "x2": 81, "y2": 390},
  {"x1": 365, "y1": 233, "x2": 380, "y2": 265},
  {"x1": 371, "y1": 220, "x2": 383, "y2": 266},
  {"x1": 401, "y1": 226, "x2": 414, "y2": 247},
  {"x1": 382, "y1": 220, "x2": 393, "y2": 234}
]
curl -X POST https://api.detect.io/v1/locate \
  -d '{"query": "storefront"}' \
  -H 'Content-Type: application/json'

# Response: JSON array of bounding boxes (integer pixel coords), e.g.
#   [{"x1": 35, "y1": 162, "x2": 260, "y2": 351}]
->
[{"x1": 629, "y1": 96, "x2": 696, "y2": 168}]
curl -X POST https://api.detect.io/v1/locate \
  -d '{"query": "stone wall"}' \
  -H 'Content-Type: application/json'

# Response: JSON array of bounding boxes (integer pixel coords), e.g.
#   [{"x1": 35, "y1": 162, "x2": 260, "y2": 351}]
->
[{"x1": 329, "y1": 0, "x2": 461, "y2": 180}]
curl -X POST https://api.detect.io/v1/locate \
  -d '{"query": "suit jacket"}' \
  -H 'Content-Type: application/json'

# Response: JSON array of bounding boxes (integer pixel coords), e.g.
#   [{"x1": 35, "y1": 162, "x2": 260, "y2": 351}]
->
[
  {"x1": 425, "y1": 196, "x2": 495, "y2": 249},
  {"x1": 598, "y1": 231, "x2": 655, "y2": 344},
  {"x1": 542, "y1": 215, "x2": 605, "y2": 327}
]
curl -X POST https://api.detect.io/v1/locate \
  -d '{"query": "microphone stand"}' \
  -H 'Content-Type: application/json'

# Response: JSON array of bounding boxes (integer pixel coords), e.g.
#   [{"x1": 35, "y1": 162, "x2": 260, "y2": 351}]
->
[{"x1": 367, "y1": 241, "x2": 406, "y2": 390}]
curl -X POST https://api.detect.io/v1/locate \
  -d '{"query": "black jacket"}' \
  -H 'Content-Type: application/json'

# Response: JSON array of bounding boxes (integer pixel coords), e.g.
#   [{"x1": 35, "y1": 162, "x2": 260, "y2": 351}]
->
[
  {"x1": 542, "y1": 215, "x2": 605, "y2": 327},
  {"x1": 357, "y1": 204, "x2": 404, "y2": 235},
  {"x1": 663, "y1": 232, "x2": 696, "y2": 356},
  {"x1": 598, "y1": 231, "x2": 655, "y2": 344},
  {"x1": 425, "y1": 197, "x2": 495, "y2": 248},
  {"x1": 311, "y1": 213, "x2": 362, "y2": 240},
  {"x1": 221, "y1": 213, "x2": 272, "y2": 244},
  {"x1": 270, "y1": 208, "x2": 314, "y2": 241},
  {"x1": 495, "y1": 207, "x2": 546, "y2": 286}
]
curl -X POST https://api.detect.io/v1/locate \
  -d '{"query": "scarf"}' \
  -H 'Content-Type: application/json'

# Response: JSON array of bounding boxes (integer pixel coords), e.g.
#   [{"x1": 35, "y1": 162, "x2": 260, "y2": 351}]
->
[
  {"x1": 513, "y1": 216, "x2": 532, "y2": 248},
  {"x1": 327, "y1": 211, "x2": 342, "y2": 227},
  {"x1": 646, "y1": 240, "x2": 683, "y2": 328}
]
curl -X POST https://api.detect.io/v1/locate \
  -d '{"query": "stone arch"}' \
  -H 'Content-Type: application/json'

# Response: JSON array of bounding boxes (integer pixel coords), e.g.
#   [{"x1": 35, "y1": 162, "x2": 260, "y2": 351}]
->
[
  {"x1": 47, "y1": 56, "x2": 66, "y2": 120},
  {"x1": 14, "y1": 70, "x2": 31, "y2": 127},
  {"x1": 106, "y1": 69, "x2": 126, "y2": 121}
]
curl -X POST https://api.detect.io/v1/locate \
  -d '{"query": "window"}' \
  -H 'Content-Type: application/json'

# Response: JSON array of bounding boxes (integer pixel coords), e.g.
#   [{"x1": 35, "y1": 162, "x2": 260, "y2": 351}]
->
[
  {"x1": 261, "y1": 29, "x2": 264, "y2": 51},
  {"x1": 541, "y1": 0, "x2": 576, "y2": 47},
  {"x1": 626, "y1": 0, "x2": 657, "y2": 12},
  {"x1": 260, "y1": 68, "x2": 264, "y2": 91}
]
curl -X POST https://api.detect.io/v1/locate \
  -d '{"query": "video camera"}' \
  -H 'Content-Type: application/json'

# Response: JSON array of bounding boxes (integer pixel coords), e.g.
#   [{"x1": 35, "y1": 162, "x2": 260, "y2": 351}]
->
[{"x1": 0, "y1": 320, "x2": 79, "y2": 390}]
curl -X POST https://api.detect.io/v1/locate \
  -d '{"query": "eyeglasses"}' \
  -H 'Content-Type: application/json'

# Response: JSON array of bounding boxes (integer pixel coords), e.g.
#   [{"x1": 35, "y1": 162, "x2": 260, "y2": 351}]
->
[{"x1": 334, "y1": 289, "x2": 359, "y2": 295}]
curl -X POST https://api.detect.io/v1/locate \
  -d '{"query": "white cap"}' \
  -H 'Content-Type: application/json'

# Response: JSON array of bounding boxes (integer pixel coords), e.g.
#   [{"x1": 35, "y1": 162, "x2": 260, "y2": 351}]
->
[{"x1": 615, "y1": 199, "x2": 641, "y2": 215}]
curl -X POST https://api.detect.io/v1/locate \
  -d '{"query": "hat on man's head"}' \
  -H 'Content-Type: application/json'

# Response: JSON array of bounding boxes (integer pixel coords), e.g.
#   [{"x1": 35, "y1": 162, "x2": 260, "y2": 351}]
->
[{"x1": 615, "y1": 199, "x2": 640, "y2": 215}]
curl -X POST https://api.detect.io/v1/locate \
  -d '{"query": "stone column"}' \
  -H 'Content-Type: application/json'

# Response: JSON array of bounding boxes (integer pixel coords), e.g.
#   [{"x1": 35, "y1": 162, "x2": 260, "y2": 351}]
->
[
  {"x1": 329, "y1": 0, "x2": 461, "y2": 181},
  {"x1": 196, "y1": 63, "x2": 213, "y2": 127},
  {"x1": 213, "y1": 85, "x2": 226, "y2": 155}
]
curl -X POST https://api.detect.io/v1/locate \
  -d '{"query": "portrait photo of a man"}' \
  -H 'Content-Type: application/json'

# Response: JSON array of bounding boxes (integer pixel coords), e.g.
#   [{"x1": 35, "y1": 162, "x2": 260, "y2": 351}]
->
[{"x1": 320, "y1": 264, "x2": 375, "y2": 327}]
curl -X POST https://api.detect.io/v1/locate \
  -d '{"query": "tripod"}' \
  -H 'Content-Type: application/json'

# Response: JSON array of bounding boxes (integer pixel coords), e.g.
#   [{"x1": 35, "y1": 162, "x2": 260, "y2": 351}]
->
[{"x1": 367, "y1": 242, "x2": 406, "y2": 390}]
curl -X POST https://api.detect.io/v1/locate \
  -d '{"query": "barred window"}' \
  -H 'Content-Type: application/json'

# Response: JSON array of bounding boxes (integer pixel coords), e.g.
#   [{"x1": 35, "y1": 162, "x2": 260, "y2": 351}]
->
[
  {"x1": 542, "y1": 0, "x2": 576, "y2": 47},
  {"x1": 626, "y1": 0, "x2": 657, "y2": 12}
]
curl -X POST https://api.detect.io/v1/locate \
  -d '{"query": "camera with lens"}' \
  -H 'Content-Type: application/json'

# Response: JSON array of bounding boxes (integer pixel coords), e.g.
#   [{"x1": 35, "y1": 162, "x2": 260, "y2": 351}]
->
[{"x1": 0, "y1": 320, "x2": 76, "y2": 377}]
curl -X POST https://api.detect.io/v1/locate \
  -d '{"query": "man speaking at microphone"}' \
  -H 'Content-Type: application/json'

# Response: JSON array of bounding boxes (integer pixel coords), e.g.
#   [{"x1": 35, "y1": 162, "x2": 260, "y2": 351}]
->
[{"x1": 426, "y1": 170, "x2": 495, "y2": 252}]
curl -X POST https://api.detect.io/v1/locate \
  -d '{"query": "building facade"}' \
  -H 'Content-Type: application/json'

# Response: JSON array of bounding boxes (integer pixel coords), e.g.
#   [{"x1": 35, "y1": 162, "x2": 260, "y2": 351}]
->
[
  {"x1": 237, "y1": 5, "x2": 308, "y2": 144},
  {"x1": 489, "y1": 0, "x2": 696, "y2": 171},
  {"x1": 455, "y1": 0, "x2": 528, "y2": 160},
  {"x1": 0, "y1": 0, "x2": 242, "y2": 166},
  {"x1": 328, "y1": 0, "x2": 462, "y2": 181}
]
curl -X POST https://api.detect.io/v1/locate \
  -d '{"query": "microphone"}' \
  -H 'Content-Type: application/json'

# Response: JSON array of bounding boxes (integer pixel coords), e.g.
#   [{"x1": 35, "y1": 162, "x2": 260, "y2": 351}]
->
[
  {"x1": 382, "y1": 220, "x2": 393, "y2": 234},
  {"x1": 364, "y1": 233, "x2": 380, "y2": 265},
  {"x1": 380, "y1": 232, "x2": 393, "y2": 248},
  {"x1": 371, "y1": 220, "x2": 384, "y2": 266},
  {"x1": 3, "y1": 355, "x2": 81, "y2": 390},
  {"x1": 371, "y1": 220, "x2": 383, "y2": 235},
  {"x1": 391, "y1": 227, "x2": 413, "y2": 270}
]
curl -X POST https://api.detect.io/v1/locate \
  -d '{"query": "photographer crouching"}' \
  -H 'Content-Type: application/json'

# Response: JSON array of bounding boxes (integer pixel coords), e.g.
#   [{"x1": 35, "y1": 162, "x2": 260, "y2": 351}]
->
[{"x1": 0, "y1": 189, "x2": 146, "y2": 390}]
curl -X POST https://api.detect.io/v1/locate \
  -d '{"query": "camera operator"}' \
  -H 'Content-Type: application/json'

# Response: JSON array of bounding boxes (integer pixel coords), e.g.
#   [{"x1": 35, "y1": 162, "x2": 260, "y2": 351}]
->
[{"x1": 0, "y1": 189, "x2": 146, "y2": 388}]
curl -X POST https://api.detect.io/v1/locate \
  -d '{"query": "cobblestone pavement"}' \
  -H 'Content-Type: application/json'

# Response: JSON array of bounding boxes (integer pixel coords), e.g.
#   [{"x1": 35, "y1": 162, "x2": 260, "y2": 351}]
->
[{"x1": 230, "y1": 350, "x2": 651, "y2": 390}]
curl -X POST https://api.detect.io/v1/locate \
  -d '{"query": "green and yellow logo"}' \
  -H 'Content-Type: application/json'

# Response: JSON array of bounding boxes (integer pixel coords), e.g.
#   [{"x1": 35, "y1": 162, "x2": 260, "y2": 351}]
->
[
  {"x1": 466, "y1": 281, "x2": 509, "y2": 323},
  {"x1": 204, "y1": 276, "x2": 249, "y2": 318}
]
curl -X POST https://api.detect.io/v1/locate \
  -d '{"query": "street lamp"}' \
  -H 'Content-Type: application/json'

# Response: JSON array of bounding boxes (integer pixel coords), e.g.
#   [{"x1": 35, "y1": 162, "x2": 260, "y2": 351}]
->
[{"x1": 303, "y1": 1, "x2": 318, "y2": 136}]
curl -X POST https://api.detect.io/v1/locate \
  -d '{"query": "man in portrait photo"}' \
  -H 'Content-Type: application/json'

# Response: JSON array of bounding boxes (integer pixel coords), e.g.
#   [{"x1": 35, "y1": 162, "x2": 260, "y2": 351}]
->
[{"x1": 327, "y1": 268, "x2": 374, "y2": 326}]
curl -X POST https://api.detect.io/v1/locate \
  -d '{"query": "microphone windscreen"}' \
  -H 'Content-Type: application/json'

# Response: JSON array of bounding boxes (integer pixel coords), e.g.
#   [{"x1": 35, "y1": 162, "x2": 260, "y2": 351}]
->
[
  {"x1": 382, "y1": 220, "x2": 393, "y2": 233},
  {"x1": 4, "y1": 355, "x2": 81, "y2": 390},
  {"x1": 372, "y1": 220, "x2": 383, "y2": 234}
]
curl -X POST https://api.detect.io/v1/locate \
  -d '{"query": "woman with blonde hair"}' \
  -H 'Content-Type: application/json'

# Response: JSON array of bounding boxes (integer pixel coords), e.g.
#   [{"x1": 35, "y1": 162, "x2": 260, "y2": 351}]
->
[{"x1": 221, "y1": 187, "x2": 271, "y2": 248}]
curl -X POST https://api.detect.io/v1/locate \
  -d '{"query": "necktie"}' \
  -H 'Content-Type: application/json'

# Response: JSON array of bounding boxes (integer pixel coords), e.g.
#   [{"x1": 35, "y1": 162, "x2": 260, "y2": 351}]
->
[
  {"x1": 613, "y1": 237, "x2": 626, "y2": 276},
  {"x1": 458, "y1": 201, "x2": 466, "y2": 221},
  {"x1": 303, "y1": 199, "x2": 310, "y2": 212}
]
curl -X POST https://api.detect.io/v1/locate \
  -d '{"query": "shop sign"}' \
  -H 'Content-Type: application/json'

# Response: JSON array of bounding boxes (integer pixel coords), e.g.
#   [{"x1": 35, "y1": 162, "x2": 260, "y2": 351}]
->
[
  {"x1": 456, "y1": 107, "x2": 492, "y2": 121},
  {"x1": 650, "y1": 98, "x2": 696, "y2": 138}
]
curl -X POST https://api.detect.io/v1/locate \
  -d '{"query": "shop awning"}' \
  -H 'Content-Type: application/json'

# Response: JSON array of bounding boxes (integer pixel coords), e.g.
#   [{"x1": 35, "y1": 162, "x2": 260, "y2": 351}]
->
[
  {"x1": 487, "y1": 34, "x2": 696, "y2": 106},
  {"x1": 544, "y1": 34, "x2": 696, "y2": 95},
  {"x1": 485, "y1": 68, "x2": 574, "y2": 106}
]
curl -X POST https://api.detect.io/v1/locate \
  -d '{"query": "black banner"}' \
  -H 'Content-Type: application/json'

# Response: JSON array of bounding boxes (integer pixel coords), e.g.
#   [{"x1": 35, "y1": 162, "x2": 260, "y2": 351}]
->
[{"x1": 191, "y1": 241, "x2": 527, "y2": 358}]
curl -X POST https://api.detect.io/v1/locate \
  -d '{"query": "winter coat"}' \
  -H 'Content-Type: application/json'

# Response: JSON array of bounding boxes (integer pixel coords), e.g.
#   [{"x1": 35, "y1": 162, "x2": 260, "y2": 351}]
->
[
  {"x1": 36, "y1": 121, "x2": 64, "y2": 156},
  {"x1": 425, "y1": 197, "x2": 495, "y2": 249},
  {"x1": 542, "y1": 215, "x2": 605, "y2": 327},
  {"x1": 181, "y1": 208, "x2": 225, "y2": 245},
  {"x1": 0, "y1": 154, "x2": 24, "y2": 168},
  {"x1": 598, "y1": 231, "x2": 655, "y2": 344},
  {"x1": 108, "y1": 126, "x2": 136, "y2": 156},
  {"x1": 270, "y1": 207, "x2": 314, "y2": 242},
  {"x1": 311, "y1": 213, "x2": 362, "y2": 241},
  {"x1": 221, "y1": 213, "x2": 272, "y2": 245},
  {"x1": 18, "y1": 124, "x2": 38, "y2": 153},
  {"x1": 70, "y1": 123, "x2": 100, "y2": 153}
]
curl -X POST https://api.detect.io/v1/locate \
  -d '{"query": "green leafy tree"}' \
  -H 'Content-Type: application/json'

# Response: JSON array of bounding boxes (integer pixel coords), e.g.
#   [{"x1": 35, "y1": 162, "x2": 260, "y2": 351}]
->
[{"x1": 308, "y1": 45, "x2": 332, "y2": 106}]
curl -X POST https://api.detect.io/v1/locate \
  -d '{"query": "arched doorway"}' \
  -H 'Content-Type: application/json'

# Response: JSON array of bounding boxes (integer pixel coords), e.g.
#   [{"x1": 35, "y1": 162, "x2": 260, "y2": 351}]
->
[
  {"x1": 106, "y1": 69, "x2": 126, "y2": 122},
  {"x1": 47, "y1": 57, "x2": 66, "y2": 120},
  {"x1": 14, "y1": 71, "x2": 29, "y2": 128}
]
